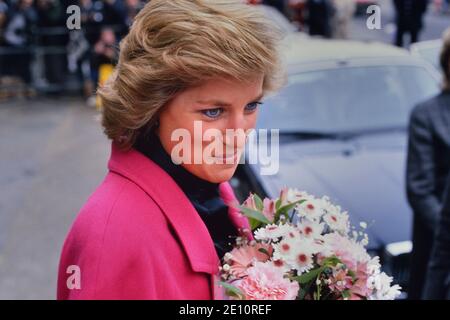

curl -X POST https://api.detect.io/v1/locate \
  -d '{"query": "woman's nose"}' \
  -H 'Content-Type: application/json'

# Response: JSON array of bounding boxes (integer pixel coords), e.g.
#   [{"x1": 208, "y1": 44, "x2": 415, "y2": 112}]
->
[
  {"x1": 223, "y1": 113, "x2": 249, "y2": 148},
  {"x1": 227, "y1": 112, "x2": 247, "y2": 131}
]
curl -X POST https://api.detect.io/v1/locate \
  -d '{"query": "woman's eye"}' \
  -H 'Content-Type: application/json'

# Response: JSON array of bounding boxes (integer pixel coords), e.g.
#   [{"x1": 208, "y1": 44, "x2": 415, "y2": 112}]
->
[
  {"x1": 201, "y1": 108, "x2": 223, "y2": 119},
  {"x1": 245, "y1": 101, "x2": 262, "y2": 112}
]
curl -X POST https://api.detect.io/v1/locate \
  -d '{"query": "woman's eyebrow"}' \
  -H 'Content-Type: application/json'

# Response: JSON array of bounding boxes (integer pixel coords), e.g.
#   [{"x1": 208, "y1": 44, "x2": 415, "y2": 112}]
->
[
  {"x1": 196, "y1": 92, "x2": 264, "y2": 107},
  {"x1": 251, "y1": 92, "x2": 264, "y2": 102}
]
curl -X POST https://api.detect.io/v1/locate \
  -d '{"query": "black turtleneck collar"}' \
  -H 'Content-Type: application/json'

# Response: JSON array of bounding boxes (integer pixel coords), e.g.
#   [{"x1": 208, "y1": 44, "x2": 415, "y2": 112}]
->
[{"x1": 134, "y1": 129, "x2": 238, "y2": 259}]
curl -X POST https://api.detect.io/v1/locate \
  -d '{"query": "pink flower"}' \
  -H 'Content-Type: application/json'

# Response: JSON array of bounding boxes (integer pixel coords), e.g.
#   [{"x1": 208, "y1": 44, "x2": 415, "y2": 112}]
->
[
  {"x1": 228, "y1": 244, "x2": 273, "y2": 278},
  {"x1": 350, "y1": 262, "x2": 371, "y2": 298},
  {"x1": 242, "y1": 194, "x2": 275, "y2": 223},
  {"x1": 279, "y1": 187, "x2": 304, "y2": 207},
  {"x1": 236, "y1": 262, "x2": 299, "y2": 300},
  {"x1": 329, "y1": 269, "x2": 353, "y2": 292},
  {"x1": 262, "y1": 198, "x2": 276, "y2": 222},
  {"x1": 321, "y1": 233, "x2": 370, "y2": 270},
  {"x1": 279, "y1": 187, "x2": 289, "y2": 206},
  {"x1": 243, "y1": 194, "x2": 257, "y2": 210},
  {"x1": 328, "y1": 263, "x2": 372, "y2": 299}
]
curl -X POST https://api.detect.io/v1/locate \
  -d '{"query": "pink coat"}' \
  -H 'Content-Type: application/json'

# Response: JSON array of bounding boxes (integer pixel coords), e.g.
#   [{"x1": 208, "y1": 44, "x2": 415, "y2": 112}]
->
[{"x1": 57, "y1": 143, "x2": 251, "y2": 300}]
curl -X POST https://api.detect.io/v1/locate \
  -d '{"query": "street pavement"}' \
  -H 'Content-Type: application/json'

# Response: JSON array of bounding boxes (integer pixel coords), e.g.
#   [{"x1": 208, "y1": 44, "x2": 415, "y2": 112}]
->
[{"x1": 0, "y1": 98, "x2": 109, "y2": 299}]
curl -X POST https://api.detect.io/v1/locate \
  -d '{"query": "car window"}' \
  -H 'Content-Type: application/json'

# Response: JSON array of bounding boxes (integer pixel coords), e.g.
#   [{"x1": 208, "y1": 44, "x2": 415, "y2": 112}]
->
[
  {"x1": 415, "y1": 46, "x2": 441, "y2": 70},
  {"x1": 257, "y1": 66, "x2": 440, "y2": 133}
]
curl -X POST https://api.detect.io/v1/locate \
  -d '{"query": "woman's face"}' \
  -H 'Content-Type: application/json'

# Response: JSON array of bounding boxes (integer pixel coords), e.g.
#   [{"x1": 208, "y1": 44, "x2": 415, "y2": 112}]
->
[{"x1": 156, "y1": 75, "x2": 264, "y2": 183}]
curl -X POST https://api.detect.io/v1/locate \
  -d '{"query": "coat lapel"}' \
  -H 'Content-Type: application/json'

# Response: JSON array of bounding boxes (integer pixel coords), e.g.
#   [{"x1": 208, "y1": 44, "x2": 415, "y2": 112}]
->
[{"x1": 108, "y1": 143, "x2": 219, "y2": 275}]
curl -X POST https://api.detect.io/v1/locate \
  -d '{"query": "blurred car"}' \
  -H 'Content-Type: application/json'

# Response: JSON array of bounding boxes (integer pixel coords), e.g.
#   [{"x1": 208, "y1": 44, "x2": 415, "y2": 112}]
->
[
  {"x1": 410, "y1": 39, "x2": 442, "y2": 73},
  {"x1": 231, "y1": 38, "x2": 440, "y2": 295}
]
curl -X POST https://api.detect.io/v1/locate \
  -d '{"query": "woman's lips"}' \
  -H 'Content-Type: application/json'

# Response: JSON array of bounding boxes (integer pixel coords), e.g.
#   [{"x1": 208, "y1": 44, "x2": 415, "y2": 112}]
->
[{"x1": 212, "y1": 150, "x2": 240, "y2": 162}]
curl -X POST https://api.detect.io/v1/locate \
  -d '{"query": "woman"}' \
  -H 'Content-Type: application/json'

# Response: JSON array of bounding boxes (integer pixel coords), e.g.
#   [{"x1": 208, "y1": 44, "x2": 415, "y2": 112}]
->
[{"x1": 57, "y1": 0, "x2": 283, "y2": 299}]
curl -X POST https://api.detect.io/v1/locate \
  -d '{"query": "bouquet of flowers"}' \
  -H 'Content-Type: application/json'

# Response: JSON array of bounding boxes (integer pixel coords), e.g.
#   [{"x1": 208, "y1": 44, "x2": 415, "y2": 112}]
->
[{"x1": 219, "y1": 188, "x2": 402, "y2": 300}]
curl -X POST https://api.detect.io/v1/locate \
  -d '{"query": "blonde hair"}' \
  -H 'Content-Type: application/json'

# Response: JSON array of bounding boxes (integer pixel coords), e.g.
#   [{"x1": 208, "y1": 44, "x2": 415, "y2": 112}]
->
[{"x1": 98, "y1": 0, "x2": 285, "y2": 150}]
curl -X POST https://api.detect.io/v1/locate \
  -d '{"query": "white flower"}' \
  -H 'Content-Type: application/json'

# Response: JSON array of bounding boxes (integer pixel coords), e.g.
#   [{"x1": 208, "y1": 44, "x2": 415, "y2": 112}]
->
[
  {"x1": 368, "y1": 272, "x2": 402, "y2": 300},
  {"x1": 266, "y1": 259, "x2": 293, "y2": 273},
  {"x1": 367, "y1": 256, "x2": 381, "y2": 275},
  {"x1": 295, "y1": 198, "x2": 324, "y2": 221},
  {"x1": 273, "y1": 237, "x2": 298, "y2": 260},
  {"x1": 297, "y1": 219, "x2": 324, "y2": 240},
  {"x1": 321, "y1": 232, "x2": 371, "y2": 264},
  {"x1": 360, "y1": 233, "x2": 369, "y2": 247},
  {"x1": 323, "y1": 210, "x2": 350, "y2": 234},
  {"x1": 254, "y1": 224, "x2": 282, "y2": 241},
  {"x1": 360, "y1": 222, "x2": 368, "y2": 229},
  {"x1": 288, "y1": 251, "x2": 314, "y2": 274},
  {"x1": 254, "y1": 223, "x2": 300, "y2": 242},
  {"x1": 289, "y1": 245, "x2": 315, "y2": 274},
  {"x1": 273, "y1": 237, "x2": 317, "y2": 274}
]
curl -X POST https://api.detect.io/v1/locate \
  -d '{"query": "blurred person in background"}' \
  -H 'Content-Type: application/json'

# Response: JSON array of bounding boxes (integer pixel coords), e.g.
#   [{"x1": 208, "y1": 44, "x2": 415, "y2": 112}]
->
[
  {"x1": 0, "y1": 0, "x2": 8, "y2": 76},
  {"x1": 89, "y1": 26, "x2": 117, "y2": 106},
  {"x1": 432, "y1": 0, "x2": 450, "y2": 14},
  {"x1": 101, "y1": 0, "x2": 129, "y2": 38},
  {"x1": 79, "y1": 0, "x2": 101, "y2": 45},
  {"x1": 422, "y1": 28, "x2": 450, "y2": 300},
  {"x1": 75, "y1": 0, "x2": 138, "y2": 102},
  {"x1": 66, "y1": 29, "x2": 91, "y2": 97},
  {"x1": 331, "y1": 0, "x2": 355, "y2": 39},
  {"x1": 248, "y1": 0, "x2": 286, "y2": 13},
  {"x1": 406, "y1": 27, "x2": 450, "y2": 300},
  {"x1": 70, "y1": 0, "x2": 98, "y2": 99},
  {"x1": 288, "y1": 0, "x2": 306, "y2": 31},
  {"x1": 423, "y1": 173, "x2": 450, "y2": 299},
  {"x1": 0, "y1": 0, "x2": 7, "y2": 42},
  {"x1": 306, "y1": 0, "x2": 333, "y2": 38},
  {"x1": 35, "y1": 0, "x2": 68, "y2": 94},
  {"x1": 123, "y1": 0, "x2": 144, "y2": 28},
  {"x1": 79, "y1": 0, "x2": 129, "y2": 44},
  {"x1": 263, "y1": 0, "x2": 285, "y2": 13},
  {"x1": 247, "y1": 0, "x2": 262, "y2": 4},
  {"x1": 2, "y1": 0, "x2": 37, "y2": 95},
  {"x1": 393, "y1": 0, "x2": 428, "y2": 47}
]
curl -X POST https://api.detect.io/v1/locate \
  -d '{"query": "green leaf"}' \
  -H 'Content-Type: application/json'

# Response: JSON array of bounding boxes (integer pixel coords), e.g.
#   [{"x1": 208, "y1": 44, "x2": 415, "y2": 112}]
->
[
  {"x1": 275, "y1": 199, "x2": 281, "y2": 210},
  {"x1": 292, "y1": 267, "x2": 323, "y2": 284},
  {"x1": 297, "y1": 281, "x2": 312, "y2": 300},
  {"x1": 341, "y1": 290, "x2": 351, "y2": 300},
  {"x1": 274, "y1": 199, "x2": 305, "y2": 223},
  {"x1": 218, "y1": 281, "x2": 244, "y2": 299},
  {"x1": 297, "y1": 287, "x2": 307, "y2": 300},
  {"x1": 253, "y1": 194, "x2": 264, "y2": 211},
  {"x1": 258, "y1": 247, "x2": 271, "y2": 257},
  {"x1": 238, "y1": 206, "x2": 271, "y2": 226},
  {"x1": 249, "y1": 218, "x2": 262, "y2": 231},
  {"x1": 347, "y1": 270, "x2": 356, "y2": 280},
  {"x1": 322, "y1": 256, "x2": 341, "y2": 267}
]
